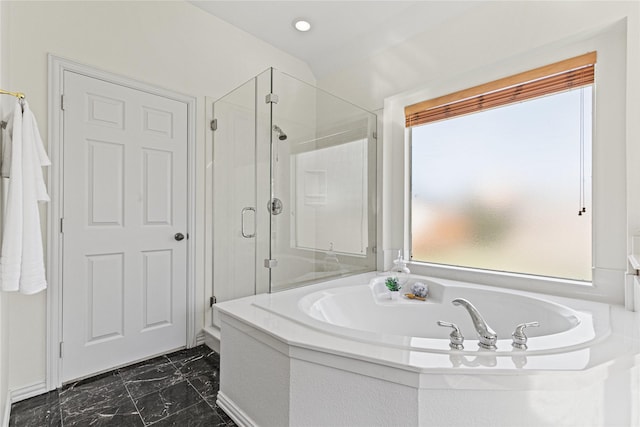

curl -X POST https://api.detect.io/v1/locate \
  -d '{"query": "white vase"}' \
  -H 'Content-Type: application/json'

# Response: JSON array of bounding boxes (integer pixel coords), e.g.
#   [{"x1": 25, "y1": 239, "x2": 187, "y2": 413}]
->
[{"x1": 389, "y1": 290, "x2": 399, "y2": 300}]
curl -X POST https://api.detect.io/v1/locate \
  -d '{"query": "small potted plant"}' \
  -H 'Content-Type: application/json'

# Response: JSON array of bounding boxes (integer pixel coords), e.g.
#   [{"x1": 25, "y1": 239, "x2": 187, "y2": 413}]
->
[{"x1": 385, "y1": 277, "x2": 401, "y2": 300}]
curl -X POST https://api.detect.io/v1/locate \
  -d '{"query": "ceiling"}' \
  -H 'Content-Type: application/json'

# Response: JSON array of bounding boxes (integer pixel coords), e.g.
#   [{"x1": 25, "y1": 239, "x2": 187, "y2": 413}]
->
[{"x1": 190, "y1": 1, "x2": 477, "y2": 78}]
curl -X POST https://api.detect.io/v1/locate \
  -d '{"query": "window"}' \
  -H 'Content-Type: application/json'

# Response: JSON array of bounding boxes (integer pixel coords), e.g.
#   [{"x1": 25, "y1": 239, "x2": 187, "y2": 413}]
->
[{"x1": 406, "y1": 53, "x2": 595, "y2": 282}]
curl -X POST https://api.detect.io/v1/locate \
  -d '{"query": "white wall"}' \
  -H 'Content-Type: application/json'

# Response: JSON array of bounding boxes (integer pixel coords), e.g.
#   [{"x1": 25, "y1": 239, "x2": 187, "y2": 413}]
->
[
  {"x1": 317, "y1": 1, "x2": 640, "y2": 303},
  {"x1": 2, "y1": 0, "x2": 314, "y2": 393},
  {"x1": 318, "y1": 2, "x2": 638, "y2": 113},
  {"x1": 0, "y1": 290, "x2": 7, "y2": 424},
  {"x1": 0, "y1": 1, "x2": 10, "y2": 422},
  {"x1": 0, "y1": 290, "x2": 6, "y2": 424}
]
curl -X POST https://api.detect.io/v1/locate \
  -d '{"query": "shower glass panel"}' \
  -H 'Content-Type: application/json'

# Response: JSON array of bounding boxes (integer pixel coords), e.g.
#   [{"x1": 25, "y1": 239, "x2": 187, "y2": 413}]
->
[
  {"x1": 212, "y1": 70, "x2": 271, "y2": 305},
  {"x1": 269, "y1": 70, "x2": 377, "y2": 292},
  {"x1": 212, "y1": 68, "x2": 376, "y2": 304}
]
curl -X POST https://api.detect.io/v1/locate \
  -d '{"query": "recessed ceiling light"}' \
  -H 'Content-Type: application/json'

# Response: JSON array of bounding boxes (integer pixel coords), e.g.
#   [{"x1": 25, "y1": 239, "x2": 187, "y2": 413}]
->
[{"x1": 293, "y1": 19, "x2": 311, "y2": 32}]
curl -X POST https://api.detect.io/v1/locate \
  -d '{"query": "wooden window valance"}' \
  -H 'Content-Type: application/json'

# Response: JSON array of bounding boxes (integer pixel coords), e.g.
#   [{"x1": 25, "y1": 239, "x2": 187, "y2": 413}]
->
[{"x1": 405, "y1": 51, "x2": 596, "y2": 128}]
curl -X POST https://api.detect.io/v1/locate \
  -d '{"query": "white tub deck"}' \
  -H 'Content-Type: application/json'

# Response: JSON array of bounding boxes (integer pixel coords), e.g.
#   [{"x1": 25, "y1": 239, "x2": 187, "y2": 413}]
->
[{"x1": 215, "y1": 272, "x2": 640, "y2": 427}]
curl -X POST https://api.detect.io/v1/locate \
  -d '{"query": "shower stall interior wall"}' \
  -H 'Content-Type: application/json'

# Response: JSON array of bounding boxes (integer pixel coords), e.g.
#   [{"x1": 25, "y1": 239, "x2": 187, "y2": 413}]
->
[{"x1": 211, "y1": 68, "x2": 377, "y2": 322}]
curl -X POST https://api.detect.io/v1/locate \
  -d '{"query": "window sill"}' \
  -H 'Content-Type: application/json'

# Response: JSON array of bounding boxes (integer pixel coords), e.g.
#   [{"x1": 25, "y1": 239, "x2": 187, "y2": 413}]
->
[{"x1": 406, "y1": 261, "x2": 606, "y2": 303}]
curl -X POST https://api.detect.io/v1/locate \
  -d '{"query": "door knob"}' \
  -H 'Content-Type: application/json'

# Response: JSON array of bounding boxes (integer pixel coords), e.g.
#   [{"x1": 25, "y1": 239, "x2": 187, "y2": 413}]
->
[{"x1": 174, "y1": 233, "x2": 185, "y2": 241}]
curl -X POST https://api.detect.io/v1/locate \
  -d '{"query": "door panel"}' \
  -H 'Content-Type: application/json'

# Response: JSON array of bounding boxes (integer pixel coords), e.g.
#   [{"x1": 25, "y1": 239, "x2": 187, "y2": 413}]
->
[
  {"x1": 86, "y1": 252, "x2": 124, "y2": 343},
  {"x1": 62, "y1": 71, "x2": 188, "y2": 382},
  {"x1": 142, "y1": 249, "x2": 173, "y2": 329},
  {"x1": 142, "y1": 149, "x2": 173, "y2": 225},
  {"x1": 87, "y1": 139, "x2": 124, "y2": 226}
]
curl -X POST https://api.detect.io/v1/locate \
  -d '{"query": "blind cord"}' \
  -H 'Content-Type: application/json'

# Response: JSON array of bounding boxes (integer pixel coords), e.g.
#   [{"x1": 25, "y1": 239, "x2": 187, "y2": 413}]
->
[{"x1": 578, "y1": 87, "x2": 586, "y2": 216}]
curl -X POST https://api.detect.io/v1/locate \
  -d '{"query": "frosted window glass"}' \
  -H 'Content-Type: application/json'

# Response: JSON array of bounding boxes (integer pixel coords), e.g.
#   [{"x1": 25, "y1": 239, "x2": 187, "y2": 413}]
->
[{"x1": 411, "y1": 88, "x2": 592, "y2": 281}]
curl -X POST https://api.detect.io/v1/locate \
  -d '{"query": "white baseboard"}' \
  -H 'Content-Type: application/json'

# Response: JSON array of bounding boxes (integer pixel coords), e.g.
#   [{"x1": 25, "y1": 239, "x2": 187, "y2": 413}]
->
[
  {"x1": 202, "y1": 325, "x2": 220, "y2": 353},
  {"x1": 217, "y1": 391, "x2": 256, "y2": 427},
  {"x1": 1, "y1": 381, "x2": 47, "y2": 427},
  {"x1": 1, "y1": 393, "x2": 10, "y2": 427},
  {"x1": 625, "y1": 274, "x2": 636, "y2": 311},
  {"x1": 195, "y1": 330, "x2": 205, "y2": 347},
  {"x1": 10, "y1": 381, "x2": 48, "y2": 404}
]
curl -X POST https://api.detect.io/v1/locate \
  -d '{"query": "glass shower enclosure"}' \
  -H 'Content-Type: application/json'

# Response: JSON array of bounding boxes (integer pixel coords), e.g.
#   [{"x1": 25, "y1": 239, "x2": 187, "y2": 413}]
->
[{"x1": 211, "y1": 68, "x2": 377, "y2": 313}]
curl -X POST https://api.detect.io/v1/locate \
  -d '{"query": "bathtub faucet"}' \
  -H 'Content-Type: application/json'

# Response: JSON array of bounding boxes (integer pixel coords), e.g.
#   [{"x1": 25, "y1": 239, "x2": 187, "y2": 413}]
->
[{"x1": 452, "y1": 298, "x2": 498, "y2": 350}]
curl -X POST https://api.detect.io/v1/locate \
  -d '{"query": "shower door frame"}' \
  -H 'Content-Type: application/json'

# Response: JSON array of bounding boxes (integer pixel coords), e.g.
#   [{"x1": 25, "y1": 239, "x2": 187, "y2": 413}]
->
[
  {"x1": 46, "y1": 56, "x2": 198, "y2": 390},
  {"x1": 207, "y1": 69, "x2": 272, "y2": 323}
]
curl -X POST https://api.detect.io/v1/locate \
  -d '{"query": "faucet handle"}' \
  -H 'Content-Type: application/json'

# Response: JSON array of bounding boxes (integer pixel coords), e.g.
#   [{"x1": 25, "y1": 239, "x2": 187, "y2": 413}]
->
[
  {"x1": 437, "y1": 320, "x2": 464, "y2": 350},
  {"x1": 511, "y1": 321, "x2": 540, "y2": 350}
]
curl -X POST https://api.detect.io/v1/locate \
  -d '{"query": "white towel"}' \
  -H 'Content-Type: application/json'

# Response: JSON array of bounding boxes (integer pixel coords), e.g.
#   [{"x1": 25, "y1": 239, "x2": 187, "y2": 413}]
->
[
  {"x1": 0, "y1": 99, "x2": 50, "y2": 294},
  {"x1": 1, "y1": 118, "x2": 12, "y2": 178}
]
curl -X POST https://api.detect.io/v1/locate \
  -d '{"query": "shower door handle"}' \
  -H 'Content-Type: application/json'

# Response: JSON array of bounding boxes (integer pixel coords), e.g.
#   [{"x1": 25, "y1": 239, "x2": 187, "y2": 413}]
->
[{"x1": 241, "y1": 207, "x2": 256, "y2": 238}]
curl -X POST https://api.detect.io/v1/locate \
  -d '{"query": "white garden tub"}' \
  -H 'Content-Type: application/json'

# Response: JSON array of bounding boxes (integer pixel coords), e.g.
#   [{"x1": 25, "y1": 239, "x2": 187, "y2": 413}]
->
[
  {"x1": 293, "y1": 276, "x2": 596, "y2": 354},
  {"x1": 215, "y1": 272, "x2": 640, "y2": 427}
]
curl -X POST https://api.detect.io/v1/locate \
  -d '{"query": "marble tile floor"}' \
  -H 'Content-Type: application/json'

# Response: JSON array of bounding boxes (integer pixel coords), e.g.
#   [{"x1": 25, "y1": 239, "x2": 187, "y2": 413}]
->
[{"x1": 9, "y1": 345, "x2": 236, "y2": 426}]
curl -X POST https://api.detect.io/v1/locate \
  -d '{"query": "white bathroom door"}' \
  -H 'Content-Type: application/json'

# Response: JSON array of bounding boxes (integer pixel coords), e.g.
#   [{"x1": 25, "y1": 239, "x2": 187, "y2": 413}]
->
[{"x1": 61, "y1": 71, "x2": 188, "y2": 382}]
